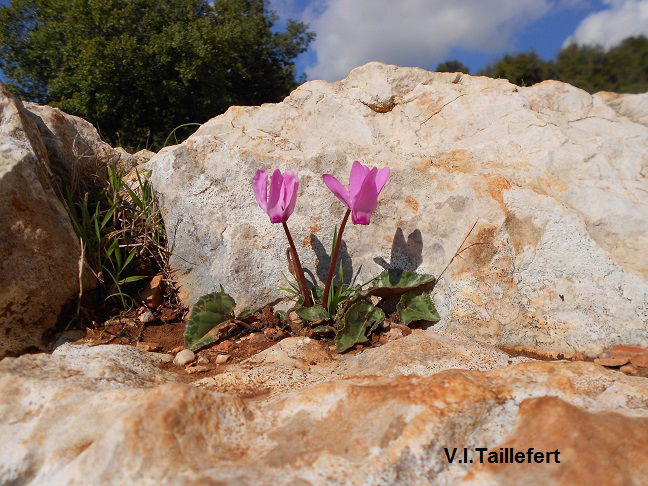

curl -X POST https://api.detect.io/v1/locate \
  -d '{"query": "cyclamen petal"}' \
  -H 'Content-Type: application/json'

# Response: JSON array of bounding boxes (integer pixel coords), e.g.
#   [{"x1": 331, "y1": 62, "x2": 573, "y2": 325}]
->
[
  {"x1": 251, "y1": 168, "x2": 300, "y2": 223},
  {"x1": 348, "y1": 161, "x2": 370, "y2": 202},
  {"x1": 351, "y1": 168, "x2": 379, "y2": 224},
  {"x1": 252, "y1": 170, "x2": 268, "y2": 211},
  {"x1": 322, "y1": 161, "x2": 390, "y2": 225},
  {"x1": 282, "y1": 171, "x2": 300, "y2": 220},
  {"x1": 375, "y1": 167, "x2": 391, "y2": 194},
  {"x1": 322, "y1": 174, "x2": 351, "y2": 208}
]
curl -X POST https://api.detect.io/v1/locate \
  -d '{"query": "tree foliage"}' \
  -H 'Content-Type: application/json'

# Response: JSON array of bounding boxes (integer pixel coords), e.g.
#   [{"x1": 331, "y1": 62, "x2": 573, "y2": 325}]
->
[
  {"x1": 479, "y1": 51, "x2": 549, "y2": 87},
  {"x1": 475, "y1": 36, "x2": 647, "y2": 93},
  {"x1": 435, "y1": 59, "x2": 469, "y2": 74},
  {"x1": 0, "y1": 0, "x2": 314, "y2": 149}
]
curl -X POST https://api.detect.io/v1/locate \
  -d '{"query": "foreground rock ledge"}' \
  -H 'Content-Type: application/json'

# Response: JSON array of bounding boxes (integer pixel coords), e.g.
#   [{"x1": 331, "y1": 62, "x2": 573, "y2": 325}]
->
[
  {"x1": 1, "y1": 331, "x2": 646, "y2": 485},
  {"x1": 148, "y1": 62, "x2": 648, "y2": 357}
]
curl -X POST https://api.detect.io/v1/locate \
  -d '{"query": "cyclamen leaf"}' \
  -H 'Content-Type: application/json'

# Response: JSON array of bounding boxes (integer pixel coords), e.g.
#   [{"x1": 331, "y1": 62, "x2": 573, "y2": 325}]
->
[
  {"x1": 184, "y1": 290, "x2": 236, "y2": 350},
  {"x1": 335, "y1": 300, "x2": 385, "y2": 353},
  {"x1": 397, "y1": 291, "x2": 440, "y2": 326},
  {"x1": 369, "y1": 270, "x2": 436, "y2": 297},
  {"x1": 338, "y1": 269, "x2": 436, "y2": 315},
  {"x1": 296, "y1": 304, "x2": 330, "y2": 322}
]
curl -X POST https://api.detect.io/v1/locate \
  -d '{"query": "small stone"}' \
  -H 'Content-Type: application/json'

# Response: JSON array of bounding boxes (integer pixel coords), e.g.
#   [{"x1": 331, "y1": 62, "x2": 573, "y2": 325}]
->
[
  {"x1": 263, "y1": 328, "x2": 285, "y2": 340},
  {"x1": 139, "y1": 310, "x2": 156, "y2": 324},
  {"x1": 185, "y1": 365, "x2": 209, "y2": 374},
  {"x1": 214, "y1": 340, "x2": 234, "y2": 354},
  {"x1": 196, "y1": 355, "x2": 210, "y2": 365},
  {"x1": 391, "y1": 323, "x2": 412, "y2": 336},
  {"x1": 159, "y1": 307, "x2": 179, "y2": 322},
  {"x1": 379, "y1": 327, "x2": 404, "y2": 345},
  {"x1": 620, "y1": 364, "x2": 638, "y2": 376},
  {"x1": 240, "y1": 333, "x2": 263, "y2": 343},
  {"x1": 136, "y1": 342, "x2": 160, "y2": 352},
  {"x1": 215, "y1": 354, "x2": 230, "y2": 364},
  {"x1": 287, "y1": 311, "x2": 304, "y2": 334},
  {"x1": 141, "y1": 274, "x2": 164, "y2": 309},
  {"x1": 594, "y1": 357, "x2": 629, "y2": 367},
  {"x1": 173, "y1": 349, "x2": 195, "y2": 366},
  {"x1": 630, "y1": 352, "x2": 648, "y2": 368}
]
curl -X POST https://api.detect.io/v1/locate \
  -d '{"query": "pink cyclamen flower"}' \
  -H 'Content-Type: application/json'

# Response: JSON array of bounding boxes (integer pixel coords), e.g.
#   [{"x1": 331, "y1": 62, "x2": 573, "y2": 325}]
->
[
  {"x1": 252, "y1": 169, "x2": 299, "y2": 223},
  {"x1": 322, "y1": 161, "x2": 390, "y2": 224}
]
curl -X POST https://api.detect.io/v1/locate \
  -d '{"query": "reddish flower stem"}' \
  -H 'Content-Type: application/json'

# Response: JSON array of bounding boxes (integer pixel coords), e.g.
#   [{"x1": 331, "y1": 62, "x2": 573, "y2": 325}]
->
[
  {"x1": 321, "y1": 209, "x2": 351, "y2": 311},
  {"x1": 282, "y1": 222, "x2": 313, "y2": 307}
]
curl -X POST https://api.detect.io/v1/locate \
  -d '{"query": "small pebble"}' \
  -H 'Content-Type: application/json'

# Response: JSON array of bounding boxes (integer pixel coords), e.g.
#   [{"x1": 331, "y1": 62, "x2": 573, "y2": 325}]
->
[
  {"x1": 185, "y1": 365, "x2": 209, "y2": 374},
  {"x1": 620, "y1": 364, "x2": 638, "y2": 376},
  {"x1": 263, "y1": 328, "x2": 285, "y2": 340},
  {"x1": 196, "y1": 355, "x2": 210, "y2": 365},
  {"x1": 215, "y1": 354, "x2": 230, "y2": 364},
  {"x1": 594, "y1": 357, "x2": 629, "y2": 367},
  {"x1": 173, "y1": 349, "x2": 195, "y2": 366},
  {"x1": 136, "y1": 342, "x2": 160, "y2": 352},
  {"x1": 139, "y1": 310, "x2": 156, "y2": 324}
]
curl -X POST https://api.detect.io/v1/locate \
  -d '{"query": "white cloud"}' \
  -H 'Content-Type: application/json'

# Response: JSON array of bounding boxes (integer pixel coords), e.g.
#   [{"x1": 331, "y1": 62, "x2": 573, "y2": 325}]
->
[
  {"x1": 296, "y1": 0, "x2": 577, "y2": 82},
  {"x1": 564, "y1": 0, "x2": 648, "y2": 49}
]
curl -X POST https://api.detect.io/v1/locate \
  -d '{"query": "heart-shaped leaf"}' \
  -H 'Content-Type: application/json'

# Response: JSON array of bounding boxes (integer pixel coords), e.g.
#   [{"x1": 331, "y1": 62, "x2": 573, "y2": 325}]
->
[
  {"x1": 397, "y1": 291, "x2": 440, "y2": 326},
  {"x1": 184, "y1": 289, "x2": 235, "y2": 350},
  {"x1": 296, "y1": 304, "x2": 330, "y2": 322},
  {"x1": 335, "y1": 300, "x2": 385, "y2": 352}
]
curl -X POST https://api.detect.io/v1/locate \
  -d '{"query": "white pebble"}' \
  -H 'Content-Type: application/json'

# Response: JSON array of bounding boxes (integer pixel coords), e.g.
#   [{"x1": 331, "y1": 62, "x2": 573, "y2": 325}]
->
[{"x1": 173, "y1": 349, "x2": 195, "y2": 366}]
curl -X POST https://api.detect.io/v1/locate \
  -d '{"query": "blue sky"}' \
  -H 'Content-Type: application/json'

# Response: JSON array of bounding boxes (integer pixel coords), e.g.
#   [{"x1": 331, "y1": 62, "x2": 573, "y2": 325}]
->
[
  {"x1": 2, "y1": 0, "x2": 647, "y2": 83},
  {"x1": 271, "y1": 0, "x2": 648, "y2": 81}
]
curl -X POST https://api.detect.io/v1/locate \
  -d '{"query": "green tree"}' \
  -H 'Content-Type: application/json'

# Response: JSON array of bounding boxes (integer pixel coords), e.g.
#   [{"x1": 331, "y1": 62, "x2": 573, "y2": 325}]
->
[
  {"x1": 600, "y1": 36, "x2": 648, "y2": 93},
  {"x1": 479, "y1": 52, "x2": 550, "y2": 87},
  {"x1": 436, "y1": 60, "x2": 469, "y2": 74},
  {"x1": 552, "y1": 43, "x2": 606, "y2": 93},
  {"x1": 0, "y1": 0, "x2": 314, "y2": 149}
]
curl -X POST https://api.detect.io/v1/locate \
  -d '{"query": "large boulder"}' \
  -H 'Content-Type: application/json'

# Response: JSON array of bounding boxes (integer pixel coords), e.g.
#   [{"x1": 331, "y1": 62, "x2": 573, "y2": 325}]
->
[
  {"x1": 149, "y1": 62, "x2": 648, "y2": 357},
  {"x1": 0, "y1": 84, "x2": 103, "y2": 357},
  {"x1": 23, "y1": 101, "x2": 136, "y2": 188},
  {"x1": 1, "y1": 333, "x2": 646, "y2": 484}
]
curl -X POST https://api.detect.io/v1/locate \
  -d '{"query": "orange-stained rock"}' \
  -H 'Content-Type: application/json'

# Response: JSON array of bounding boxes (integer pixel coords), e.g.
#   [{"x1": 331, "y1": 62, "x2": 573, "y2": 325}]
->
[
  {"x1": 1, "y1": 333, "x2": 647, "y2": 484},
  {"x1": 463, "y1": 397, "x2": 648, "y2": 486},
  {"x1": 632, "y1": 352, "x2": 648, "y2": 368}
]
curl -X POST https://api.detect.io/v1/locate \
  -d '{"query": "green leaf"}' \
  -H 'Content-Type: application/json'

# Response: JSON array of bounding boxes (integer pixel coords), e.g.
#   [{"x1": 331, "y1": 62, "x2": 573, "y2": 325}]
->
[
  {"x1": 118, "y1": 275, "x2": 147, "y2": 284},
  {"x1": 313, "y1": 325, "x2": 333, "y2": 334},
  {"x1": 184, "y1": 290, "x2": 236, "y2": 351},
  {"x1": 397, "y1": 291, "x2": 441, "y2": 326},
  {"x1": 237, "y1": 309, "x2": 253, "y2": 319},
  {"x1": 295, "y1": 305, "x2": 330, "y2": 322},
  {"x1": 369, "y1": 270, "x2": 436, "y2": 297},
  {"x1": 335, "y1": 300, "x2": 385, "y2": 353},
  {"x1": 338, "y1": 270, "x2": 436, "y2": 316}
]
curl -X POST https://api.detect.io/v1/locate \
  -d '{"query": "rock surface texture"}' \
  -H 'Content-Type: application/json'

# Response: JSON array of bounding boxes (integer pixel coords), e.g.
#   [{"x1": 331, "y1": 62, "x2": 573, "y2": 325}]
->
[
  {"x1": 0, "y1": 84, "x2": 85, "y2": 356},
  {"x1": 149, "y1": 62, "x2": 648, "y2": 357},
  {"x1": 24, "y1": 101, "x2": 136, "y2": 186},
  {"x1": 1, "y1": 333, "x2": 646, "y2": 485}
]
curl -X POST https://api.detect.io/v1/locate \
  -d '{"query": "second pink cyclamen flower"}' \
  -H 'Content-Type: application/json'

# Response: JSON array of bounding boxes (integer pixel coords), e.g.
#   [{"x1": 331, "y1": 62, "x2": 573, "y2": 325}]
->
[{"x1": 322, "y1": 161, "x2": 390, "y2": 224}]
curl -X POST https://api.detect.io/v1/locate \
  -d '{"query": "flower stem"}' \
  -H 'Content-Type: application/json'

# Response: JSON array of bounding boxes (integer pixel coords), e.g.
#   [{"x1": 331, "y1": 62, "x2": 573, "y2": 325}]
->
[
  {"x1": 282, "y1": 222, "x2": 313, "y2": 307},
  {"x1": 321, "y1": 209, "x2": 351, "y2": 311}
]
